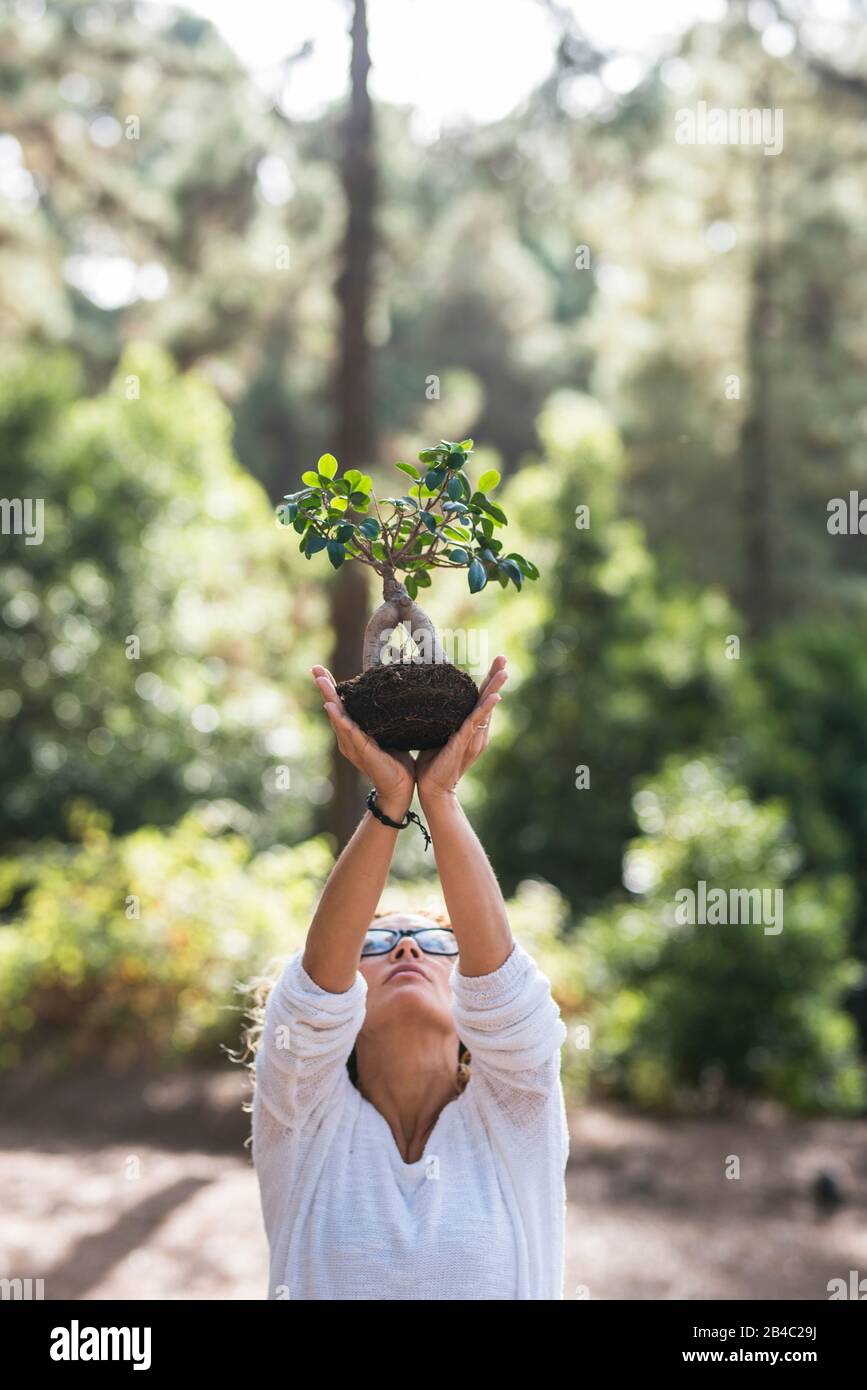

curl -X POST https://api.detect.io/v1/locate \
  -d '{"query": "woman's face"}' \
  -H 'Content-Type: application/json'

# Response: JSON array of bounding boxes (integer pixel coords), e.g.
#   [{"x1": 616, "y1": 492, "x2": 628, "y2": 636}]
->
[{"x1": 358, "y1": 913, "x2": 458, "y2": 1039}]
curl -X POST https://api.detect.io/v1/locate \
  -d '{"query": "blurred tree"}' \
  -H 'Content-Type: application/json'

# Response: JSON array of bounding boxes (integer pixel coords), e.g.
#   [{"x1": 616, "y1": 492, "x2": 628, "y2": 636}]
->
[
  {"x1": 730, "y1": 621, "x2": 867, "y2": 1046},
  {"x1": 327, "y1": 0, "x2": 375, "y2": 849},
  {"x1": 475, "y1": 390, "x2": 736, "y2": 916},
  {"x1": 0, "y1": 347, "x2": 326, "y2": 846},
  {"x1": 578, "y1": 12, "x2": 867, "y2": 625},
  {"x1": 0, "y1": 1, "x2": 274, "y2": 368}
]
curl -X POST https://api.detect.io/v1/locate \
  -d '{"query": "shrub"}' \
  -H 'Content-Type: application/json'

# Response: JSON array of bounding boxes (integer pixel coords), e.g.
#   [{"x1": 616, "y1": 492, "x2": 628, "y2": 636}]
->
[
  {"x1": 0, "y1": 803, "x2": 331, "y2": 1074},
  {"x1": 576, "y1": 757, "x2": 866, "y2": 1113}
]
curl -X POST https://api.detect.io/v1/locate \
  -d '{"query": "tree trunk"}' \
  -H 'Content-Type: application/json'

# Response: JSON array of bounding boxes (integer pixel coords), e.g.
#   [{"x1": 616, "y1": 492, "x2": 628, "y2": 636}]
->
[
  {"x1": 328, "y1": 0, "x2": 377, "y2": 849},
  {"x1": 739, "y1": 90, "x2": 775, "y2": 640},
  {"x1": 362, "y1": 572, "x2": 449, "y2": 669}
]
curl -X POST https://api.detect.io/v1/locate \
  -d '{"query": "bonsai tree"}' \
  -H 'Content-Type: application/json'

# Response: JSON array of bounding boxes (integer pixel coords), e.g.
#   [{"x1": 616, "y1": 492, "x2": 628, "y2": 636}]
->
[{"x1": 277, "y1": 437, "x2": 539, "y2": 749}]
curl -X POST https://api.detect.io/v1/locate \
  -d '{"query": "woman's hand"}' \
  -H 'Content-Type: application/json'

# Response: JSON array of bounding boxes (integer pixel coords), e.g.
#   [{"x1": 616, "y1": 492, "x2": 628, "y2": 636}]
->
[
  {"x1": 311, "y1": 665, "x2": 415, "y2": 816},
  {"x1": 415, "y1": 655, "x2": 508, "y2": 806}
]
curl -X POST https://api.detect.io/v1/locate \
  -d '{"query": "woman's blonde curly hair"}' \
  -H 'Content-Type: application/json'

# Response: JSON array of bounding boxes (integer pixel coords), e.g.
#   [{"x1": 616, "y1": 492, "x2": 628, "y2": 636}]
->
[{"x1": 233, "y1": 908, "x2": 471, "y2": 1111}]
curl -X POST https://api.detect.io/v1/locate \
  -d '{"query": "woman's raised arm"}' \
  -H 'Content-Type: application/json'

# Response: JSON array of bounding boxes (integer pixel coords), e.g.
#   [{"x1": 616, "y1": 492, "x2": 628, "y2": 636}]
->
[
  {"x1": 301, "y1": 665, "x2": 415, "y2": 993},
  {"x1": 415, "y1": 655, "x2": 511, "y2": 976}
]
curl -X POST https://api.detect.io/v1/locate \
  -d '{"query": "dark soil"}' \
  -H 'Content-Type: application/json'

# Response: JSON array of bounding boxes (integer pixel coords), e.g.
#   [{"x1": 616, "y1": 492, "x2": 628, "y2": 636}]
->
[{"x1": 337, "y1": 662, "x2": 479, "y2": 750}]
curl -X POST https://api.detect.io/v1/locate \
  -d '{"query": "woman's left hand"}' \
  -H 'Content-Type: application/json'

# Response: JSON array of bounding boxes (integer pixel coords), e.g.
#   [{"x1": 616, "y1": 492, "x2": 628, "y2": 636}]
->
[{"x1": 415, "y1": 655, "x2": 508, "y2": 804}]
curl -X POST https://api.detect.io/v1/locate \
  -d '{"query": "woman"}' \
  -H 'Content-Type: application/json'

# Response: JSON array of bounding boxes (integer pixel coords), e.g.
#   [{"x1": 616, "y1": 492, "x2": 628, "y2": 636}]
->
[{"x1": 250, "y1": 654, "x2": 569, "y2": 1300}]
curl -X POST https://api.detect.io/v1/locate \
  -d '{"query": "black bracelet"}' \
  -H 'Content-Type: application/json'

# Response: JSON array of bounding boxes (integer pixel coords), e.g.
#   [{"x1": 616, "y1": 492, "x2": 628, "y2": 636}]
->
[{"x1": 366, "y1": 787, "x2": 431, "y2": 852}]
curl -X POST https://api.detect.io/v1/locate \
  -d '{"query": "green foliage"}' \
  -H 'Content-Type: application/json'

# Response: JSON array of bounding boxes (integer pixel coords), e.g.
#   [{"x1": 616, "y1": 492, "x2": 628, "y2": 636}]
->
[
  {"x1": 0, "y1": 813, "x2": 583, "y2": 1084},
  {"x1": 476, "y1": 391, "x2": 736, "y2": 914},
  {"x1": 578, "y1": 758, "x2": 866, "y2": 1113},
  {"x1": 0, "y1": 804, "x2": 332, "y2": 1074},
  {"x1": 0, "y1": 348, "x2": 325, "y2": 846},
  {"x1": 727, "y1": 622, "x2": 867, "y2": 1038},
  {"x1": 277, "y1": 438, "x2": 539, "y2": 601}
]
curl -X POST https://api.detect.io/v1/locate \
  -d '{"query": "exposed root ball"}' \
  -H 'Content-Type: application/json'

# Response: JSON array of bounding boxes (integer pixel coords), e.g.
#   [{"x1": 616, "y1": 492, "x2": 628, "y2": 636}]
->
[{"x1": 336, "y1": 663, "x2": 479, "y2": 751}]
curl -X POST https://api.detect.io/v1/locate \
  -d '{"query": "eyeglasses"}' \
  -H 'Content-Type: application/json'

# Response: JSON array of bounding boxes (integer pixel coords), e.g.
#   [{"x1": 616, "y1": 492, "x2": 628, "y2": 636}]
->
[{"x1": 361, "y1": 925, "x2": 459, "y2": 958}]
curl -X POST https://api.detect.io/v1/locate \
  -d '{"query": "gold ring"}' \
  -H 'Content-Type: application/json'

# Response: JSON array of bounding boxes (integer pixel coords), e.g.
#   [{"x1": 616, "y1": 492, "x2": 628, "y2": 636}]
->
[{"x1": 475, "y1": 721, "x2": 490, "y2": 730}]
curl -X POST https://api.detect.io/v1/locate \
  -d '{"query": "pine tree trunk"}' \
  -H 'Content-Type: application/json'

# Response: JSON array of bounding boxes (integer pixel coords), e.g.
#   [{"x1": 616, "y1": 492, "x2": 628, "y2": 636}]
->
[
  {"x1": 739, "y1": 89, "x2": 775, "y2": 639},
  {"x1": 328, "y1": 0, "x2": 377, "y2": 850}
]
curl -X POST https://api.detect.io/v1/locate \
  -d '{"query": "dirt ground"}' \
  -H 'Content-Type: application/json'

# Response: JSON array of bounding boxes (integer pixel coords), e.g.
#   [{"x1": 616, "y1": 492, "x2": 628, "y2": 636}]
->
[{"x1": 1, "y1": 1068, "x2": 865, "y2": 1300}]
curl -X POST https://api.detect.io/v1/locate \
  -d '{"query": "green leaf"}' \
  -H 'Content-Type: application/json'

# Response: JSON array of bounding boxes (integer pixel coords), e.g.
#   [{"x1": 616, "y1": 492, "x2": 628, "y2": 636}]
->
[
  {"x1": 418, "y1": 449, "x2": 439, "y2": 464},
  {"x1": 499, "y1": 558, "x2": 523, "y2": 589},
  {"x1": 420, "y1": 511, "x2": 439, "y2": 533},
  {"x1": 371, "y1": 542, "x2": 387, "y2": 562},
  {"x1": 445, "y1": 547, "x2": 469, "y2": 565},
  {"x1": 335, "y1": 523, "x2": 356, "y2": 542},
  {"x1": 395, "y1": 462, "x2": 421, "y2": 480},
  {"x1": 349, "y1": 491, "x2": 370, "y2": 509},
  {"x1": 459, "y1": 439, "x2": 474, "y2": 450},
  {"x1": 467, "y1": 558, "x2": 488, "y2": 593},
  {"x1": 425, "y1": 467, "x2": 447, "y2": 489},
  {"x1": 447, "y1": 475, "x2": 464, "y2": 501},
  {"x1": 326, "y1": 539, "x2": 346, "y2": 568},
  {"x1": 343, "y1": 469, "x2": 362, "y2": 489},
  {"x1": 359, "y1": 517, "x2": 380, "y2": 539},
  {"x1": 301, "y1": 470, "x2": 321, "y2": 488},
  {"x1": 305, "y1": 532, "x2": 327, "y2": 556},
  {"x1": 318, "y1": 453, "x2": 338, "y2": 479},
  {"x1": 404, "y1": 574, "x2": 418, "y2": 600},
  {"x1": 413, "y1": 568, "x2": 432, "y2": 588},
  {"x1": 292, "y1": 515, "x2": 309, "y2": 535},
  {"x1": 329, "y1": 496, "x2": 348, "y2": 512},
  {"x1": 477, "y1": 468, "x2": 501, "y2": 492},
  {"x1": 447, "y1": 450, "x2": 465, "y2": 468},
  {"x1": 473, "y1": 493, "x2": 507, "y2": 525},
  {"x1": 505, "y1": 552, "x2": 540, "y2": 580},
  {"x1": 443, "y1": 524, "x2": 471, "y2": 542}
]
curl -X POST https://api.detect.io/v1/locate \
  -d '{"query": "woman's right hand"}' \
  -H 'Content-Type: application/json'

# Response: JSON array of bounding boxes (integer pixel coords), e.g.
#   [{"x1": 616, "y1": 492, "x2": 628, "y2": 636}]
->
[{"x1": 311, "y1": 666, "x2": 415, "y2": 815}]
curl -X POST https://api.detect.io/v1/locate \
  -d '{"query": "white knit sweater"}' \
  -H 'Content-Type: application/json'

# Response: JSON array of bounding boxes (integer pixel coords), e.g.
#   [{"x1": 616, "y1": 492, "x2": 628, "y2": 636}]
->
[{"x1": 251, "y1": 936, "x2": 569, "y2": 1300}]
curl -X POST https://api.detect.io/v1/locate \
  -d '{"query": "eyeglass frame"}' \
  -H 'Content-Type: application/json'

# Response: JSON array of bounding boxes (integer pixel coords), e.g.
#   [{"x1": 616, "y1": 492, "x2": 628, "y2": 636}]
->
[{"x1": 360, "y1": 924, "x2": 459, "y2": 959}]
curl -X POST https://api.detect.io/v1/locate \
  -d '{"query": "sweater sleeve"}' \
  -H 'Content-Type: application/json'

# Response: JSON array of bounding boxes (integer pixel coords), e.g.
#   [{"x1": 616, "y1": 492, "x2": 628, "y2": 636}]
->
[
  {"x1": 253, "y1": 948, "x2": 368, "y2": 1135},
  {"x1": 450, "y1": 937, "x2": 567, "y2": 1139}
]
